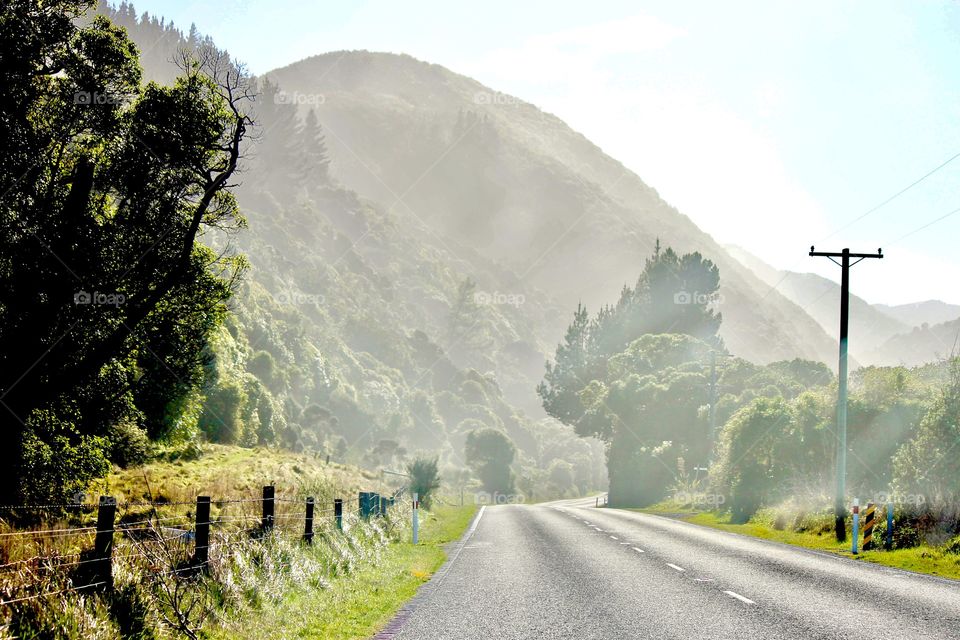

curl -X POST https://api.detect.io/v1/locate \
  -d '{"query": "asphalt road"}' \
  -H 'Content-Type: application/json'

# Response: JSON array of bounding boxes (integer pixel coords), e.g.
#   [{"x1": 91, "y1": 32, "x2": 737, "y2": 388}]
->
[{"x1": 382, "y1": 497, "x2": 960, "y2": 640}]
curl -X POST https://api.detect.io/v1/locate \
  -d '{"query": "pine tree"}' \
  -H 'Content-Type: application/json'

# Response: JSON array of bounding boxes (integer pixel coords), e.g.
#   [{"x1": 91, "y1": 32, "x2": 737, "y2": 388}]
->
[{"x1": 297, "y1": 108, "x2": 331, "y2": 186}]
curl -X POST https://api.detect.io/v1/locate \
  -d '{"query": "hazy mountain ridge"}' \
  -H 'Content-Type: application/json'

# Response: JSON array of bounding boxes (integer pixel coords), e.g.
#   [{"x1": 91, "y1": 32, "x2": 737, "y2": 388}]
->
[
  {"x1": 266, "y1": 50, "x2": 840, "y2": 367},
  {"x1": 724, "y1": 245, "x2": 909, "y2": 360},
  {"x1": 876, "y1": 301, "x2": 960, "y2": 328},
  {"x1": 726, "y1": 244, "x2": 960, "y2": 366}
]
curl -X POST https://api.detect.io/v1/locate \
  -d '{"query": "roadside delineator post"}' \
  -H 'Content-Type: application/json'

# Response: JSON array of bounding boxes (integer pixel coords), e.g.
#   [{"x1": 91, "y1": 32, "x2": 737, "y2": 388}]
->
[
  {"x1": 412, "y1": 492, "x2": 419, "y2": 545},
  {"x1": 862, "y1": 502, "x2": 876, "y2": 550},
  {"x1": 851, "y1": 498, "x2": 860, "y2": 555},
  {"x1": 334, "y1": 498, "x2": 343, "y2": 531},
  {"x1": 885, "y1": 501, "x2": 894, "y2": 550}
]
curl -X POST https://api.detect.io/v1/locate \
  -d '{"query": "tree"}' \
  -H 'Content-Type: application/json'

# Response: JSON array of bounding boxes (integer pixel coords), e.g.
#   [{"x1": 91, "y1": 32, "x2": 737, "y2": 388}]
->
[
  {"x1": 296, "y1": 108, "x2": 330, "y2": 186},
  {"x1": 539, "y1": 243, "x2": 723, "y2": 436},
  {"x1": 714, "y1": 397, "x2": 796, "y2": 522},
  {"x1": 465, "y1": 428, "x2": 515, "y2": 495},
  {"x1": 577, "y1": 334, "x2": 713, "y2": 506},
  {"x1": 446, "y1": 278, "x2": 493, "y2": 357},
  {"x1": 547, "y1": 460, "x2": 575, "y2": 496},
  {"x1": 538, "y1": 303, "x2": 591, "y2": 426},
  {"x1": 407, "y1": 456, "x2": 441, "y2": 509},
  {"x1": 893, "y1": 358, "x2": 960, "y2": 509},
  {"x1": 0, "y1": 1, "x2": 252, "y2": 504}
]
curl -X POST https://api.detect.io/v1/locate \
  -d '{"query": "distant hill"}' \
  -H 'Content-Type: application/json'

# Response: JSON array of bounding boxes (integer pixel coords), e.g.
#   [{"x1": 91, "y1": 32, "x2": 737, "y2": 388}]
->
[
  {"x1": 264, "y1": 51, "x2": 839, "y2": 367},
  {"x1": 872, "y1": 318, "x2": 960, "y2": 366},
  {"x1": 725, "y1": 244, "x2": 960, "y2": 367},
  {"x1": 875, "y1": 301, "x2": 960, "y2": 328},
  {"x1": 725, "y1": 245, "x2": 909, "y2": 362}
]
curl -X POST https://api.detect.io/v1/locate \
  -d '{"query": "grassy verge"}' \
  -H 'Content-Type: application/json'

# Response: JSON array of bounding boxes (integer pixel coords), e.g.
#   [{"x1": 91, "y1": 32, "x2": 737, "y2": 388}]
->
[
  {"x1": 213, "y1": 503, "x2": 477, "y2": 640},
  {"x1": 633, "y1": 507, "x2": 960, "y2": 580},
  {"x1": 101, "y1": 443, "x2": 379, "y2": 505}
]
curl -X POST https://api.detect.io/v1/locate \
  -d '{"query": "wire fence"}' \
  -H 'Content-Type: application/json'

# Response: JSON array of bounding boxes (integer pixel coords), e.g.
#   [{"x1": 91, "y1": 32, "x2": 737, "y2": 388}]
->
[{"x1": 0, "y1": 485, "x2": 411, "y2": 608}]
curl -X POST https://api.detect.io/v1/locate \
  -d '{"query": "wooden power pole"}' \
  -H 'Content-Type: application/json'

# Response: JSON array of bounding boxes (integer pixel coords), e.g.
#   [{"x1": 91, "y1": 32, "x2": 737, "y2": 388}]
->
[{"x1": 809, "y1": 246, "x2": 883, "y2": 542}]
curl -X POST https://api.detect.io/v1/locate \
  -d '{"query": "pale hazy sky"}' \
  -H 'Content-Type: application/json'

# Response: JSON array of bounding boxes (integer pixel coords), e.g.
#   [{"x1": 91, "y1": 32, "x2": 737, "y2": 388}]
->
[{"x1": 136, "y1": 0, "x2": 960, "y2": 305}]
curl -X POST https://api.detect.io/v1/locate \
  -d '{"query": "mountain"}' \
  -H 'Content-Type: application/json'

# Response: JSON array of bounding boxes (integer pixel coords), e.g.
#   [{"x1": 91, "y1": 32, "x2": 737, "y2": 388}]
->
[
  {"x1": 102, "y1": 3, "x2": 609, "y2": 494},
  {"x1": 725, "y1": 245, "x2": 909, "y2": 361},
  {"x1": 102, "y1": 4, "x2": 851, "y2": 493},
  {"x1": 875, "y1": 301, "x2": 960, "y2": 328},
  {"x1": 263, "y1": 51, "x2": 840, "y2": 367},
  {"x1": 725, "y1": 244, "x2": 960, "y2": 366},
  {"x1": 873, "y1": 318, "x2": 960, "y2": 366}
]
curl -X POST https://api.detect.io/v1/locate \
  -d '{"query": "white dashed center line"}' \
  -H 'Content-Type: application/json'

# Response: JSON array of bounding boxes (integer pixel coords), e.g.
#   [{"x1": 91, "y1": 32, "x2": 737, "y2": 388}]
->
[
  {"x1": 666, "y1": 563, "x2": 685, "y2": 572},
  {"x1": 632, "y1": 547, "x2": 645, "y2": 554},
  {"x1": 609, "y1": 536, "x2": 618, "y2": 540},
  {"x1": 723, "y1": 590, "x2": 755, "y2": 604}
]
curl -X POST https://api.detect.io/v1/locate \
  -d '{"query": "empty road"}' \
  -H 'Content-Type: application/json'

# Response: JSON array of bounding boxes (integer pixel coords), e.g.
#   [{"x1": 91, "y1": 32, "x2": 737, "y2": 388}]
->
[{"x1": 382, "y1": 497, "x2": 960, "y2": 639}]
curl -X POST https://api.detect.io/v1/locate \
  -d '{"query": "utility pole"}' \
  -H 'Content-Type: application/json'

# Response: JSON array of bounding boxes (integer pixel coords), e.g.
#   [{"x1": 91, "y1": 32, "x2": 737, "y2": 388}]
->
[
  {"x1": 706, "y1": 350, "x2": 728, "y2": 465},
  {"x1": 809, "y1": 246, "x2": 883, "y2": 542},
  {"x1": 708, "y1": 351, "x2": 718, "y2": 456}
]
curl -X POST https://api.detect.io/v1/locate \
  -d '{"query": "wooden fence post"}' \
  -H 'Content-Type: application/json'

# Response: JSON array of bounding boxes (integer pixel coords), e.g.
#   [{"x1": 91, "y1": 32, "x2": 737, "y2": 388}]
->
[
  {"x1": 334, "y1": 498, "x2": 343, "y2": 531},
  {"x1": 262, "y1": 485, "x2": 275, "y2": 531},
  {"x1": 94, "y1": 496, "x2": 116, "y2": 589},
  {"x1": 303, "y1": 497, "x2": 315, "y2": 544},
  {"x1": 194, "y1": 496, "x2": 211, "y2": 569}
]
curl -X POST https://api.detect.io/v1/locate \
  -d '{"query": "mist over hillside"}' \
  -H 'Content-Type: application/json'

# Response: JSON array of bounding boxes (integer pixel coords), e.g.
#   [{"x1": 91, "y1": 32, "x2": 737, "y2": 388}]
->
[
  {"x1": 876, "y1": 300, "x2": 960, "y2": 328},
  {"x1": 727, "y1": 244, "x2": 960, "y2": 366},
  {"x1": 91, "y1": 2, "x2": 956, "y2": 499},
  {"x1": 265, "y1": 51, "x2": 841, "y2": 369},
  {"x1": 99, "y1": 2, "x2": 607, "y2": 496}
]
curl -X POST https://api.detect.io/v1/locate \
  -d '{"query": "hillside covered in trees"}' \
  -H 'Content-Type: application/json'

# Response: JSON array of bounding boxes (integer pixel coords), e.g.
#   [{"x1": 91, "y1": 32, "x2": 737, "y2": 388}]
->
[
  {"x1": 3, "y1": 0, "x2": 957, "y2": 536},
  {"x1": 76, "y1": 1, "x2": 607, "y2": 504}
]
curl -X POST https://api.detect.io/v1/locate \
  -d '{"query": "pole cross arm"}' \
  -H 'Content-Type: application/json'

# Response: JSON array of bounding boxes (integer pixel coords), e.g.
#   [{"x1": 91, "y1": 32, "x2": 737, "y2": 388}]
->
[{"x1": 809, "y1": 246, "x2": 883, "y2": 259}]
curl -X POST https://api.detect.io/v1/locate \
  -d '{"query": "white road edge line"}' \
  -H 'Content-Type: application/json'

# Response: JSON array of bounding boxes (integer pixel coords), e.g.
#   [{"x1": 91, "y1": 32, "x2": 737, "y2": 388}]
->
[
  {"x1": 723, "y1": 590, "x2": 755, "y2": 604},
  {"x1": 666, "y1": 563, "x2": 685, "y2": 572},
  {"x1": 632, "y1": 547, "x2": 645, "y2": 553}
]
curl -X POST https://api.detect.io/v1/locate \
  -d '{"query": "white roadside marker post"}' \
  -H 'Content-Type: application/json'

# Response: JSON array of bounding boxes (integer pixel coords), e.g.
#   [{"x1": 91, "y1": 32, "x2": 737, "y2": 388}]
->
[
  {"x1": 412, "y1": 492, "x2": 420, "y2": 545},
  {"x1": 851, "y1": 498, "x2": 860, "y2": 555}
]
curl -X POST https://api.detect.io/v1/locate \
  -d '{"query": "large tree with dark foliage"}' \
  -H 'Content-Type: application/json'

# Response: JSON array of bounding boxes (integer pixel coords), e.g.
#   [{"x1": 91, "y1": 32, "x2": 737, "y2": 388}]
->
[
  {"x1": 0, "y1": 0, "x2": 251, "y2": 505},
  {"x1": 538, "y1": 242, "x2": 723, "y2": 506}
]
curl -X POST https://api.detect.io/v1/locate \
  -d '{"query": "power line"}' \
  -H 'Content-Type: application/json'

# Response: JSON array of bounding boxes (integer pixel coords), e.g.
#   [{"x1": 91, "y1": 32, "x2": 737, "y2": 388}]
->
[
  {"x1": 822, "y1": 149, "x2": 960, "y2": 241},
  {"x1": 758, "y1": 150, "x2": 960, "y2": 302},
  {"x1": 887, "y1": 204, "x2": 960, "y2": 246}
]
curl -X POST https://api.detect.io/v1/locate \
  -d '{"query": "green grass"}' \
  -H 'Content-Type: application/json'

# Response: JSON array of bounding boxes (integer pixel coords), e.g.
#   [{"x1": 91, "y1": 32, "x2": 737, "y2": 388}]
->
[
  {"x1": 637, "y1": 508, "x2": 960, "y2": 581},
  {"x1": 212, "y1": 503, "x2": 478, "y2": 640},
  {"x1": 98, "y1": 444, "x2": 380, "y2": 506}
]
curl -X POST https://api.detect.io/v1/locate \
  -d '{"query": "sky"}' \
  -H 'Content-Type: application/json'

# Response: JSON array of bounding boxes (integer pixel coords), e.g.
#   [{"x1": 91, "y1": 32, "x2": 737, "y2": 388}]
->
[{"x1": 136, "y1": 0, "x2": 960, "y2": 305}]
